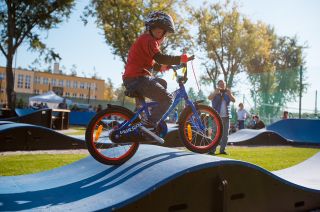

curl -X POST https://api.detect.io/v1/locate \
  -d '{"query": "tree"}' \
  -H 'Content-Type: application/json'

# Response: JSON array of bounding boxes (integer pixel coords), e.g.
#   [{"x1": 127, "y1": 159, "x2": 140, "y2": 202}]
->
[
  {"x1": 197, "y1": 89, "x2": 209, "y2": 105},
  {"x1": 191, "y1": 1, "x2": 272, "y2": 89},
  {"x1": 0, "y1": 0, "x2": 75, "y2": 108},
  {"x1": 70, "y1": 64, "x2": 78, "y2": 76},
  {"x1": 187, "y1": 87, "x2": 197, "y2": 102},
  {"x1": 82, "y1": 0, "x2": 192, "y2": 65},
  {"x1": 113, "y1": 85, "x2": 135, "y2": 108},
  {"x1": 248, "y1": 36, "x2": 307, "y2": 118},
  {"x1": 104, "y1": 78, "x2": 114, "y2": 101}
]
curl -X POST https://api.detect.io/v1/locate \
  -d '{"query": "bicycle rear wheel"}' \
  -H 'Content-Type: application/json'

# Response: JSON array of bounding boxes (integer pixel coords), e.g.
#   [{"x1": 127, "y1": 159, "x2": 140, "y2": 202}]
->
[
  {"x1": 179, "y1": 105, "x2": 223, "y2": 153},
  {"x1": 85, "y1": 107, "x2": 139, "y2": 165}
]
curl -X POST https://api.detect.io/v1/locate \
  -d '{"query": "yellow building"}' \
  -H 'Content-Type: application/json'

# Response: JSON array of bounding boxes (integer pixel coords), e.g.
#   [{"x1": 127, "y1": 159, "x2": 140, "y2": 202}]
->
[{"x1": 0, "y1": 66, "x2": 105, "y2": 104}]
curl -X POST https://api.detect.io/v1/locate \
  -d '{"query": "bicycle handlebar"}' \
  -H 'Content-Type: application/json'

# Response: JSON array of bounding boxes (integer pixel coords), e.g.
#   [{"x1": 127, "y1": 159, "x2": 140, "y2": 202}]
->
[{"x1": 170, "y1": 55, "x2": 195, "y2": 71}]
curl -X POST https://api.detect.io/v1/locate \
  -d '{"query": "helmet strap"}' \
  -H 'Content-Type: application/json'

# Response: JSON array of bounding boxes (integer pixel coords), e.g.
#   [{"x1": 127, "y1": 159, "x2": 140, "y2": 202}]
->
[{"x1": 149, "y1": 29, "x2": 167, "y2": 41}]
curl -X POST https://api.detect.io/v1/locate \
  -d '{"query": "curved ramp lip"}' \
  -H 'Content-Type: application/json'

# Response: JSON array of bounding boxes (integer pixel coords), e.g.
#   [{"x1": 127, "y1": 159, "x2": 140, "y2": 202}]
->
[
  {"x1": 0, "y1": 121, "x2": 14, "y2": 125},
  {"x1": 228, "y1": 129, "x2": 290, "y2": 145},
  {"x1": 273, "y1": 152, "x2": 320, "y2": 190},
  {"x1": 0, "y1": 123, "x2": 85, "y2": 143},
  {"x1": 0, "y1": 145, "x2": 319, "y2": 211},
  {"x1": 229, "y1": 119, "x2": 320, "y2": 145},
  {"x1": 228, "y1": 129, "x2": 267, "y2": 143}
]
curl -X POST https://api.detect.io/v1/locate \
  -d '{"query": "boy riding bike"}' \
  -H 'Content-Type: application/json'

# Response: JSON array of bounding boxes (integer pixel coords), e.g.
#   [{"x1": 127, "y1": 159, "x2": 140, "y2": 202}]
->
[
  {"x1": 122, "y1": 11, "x2": 189, "y2": 129},
  {"x1": 85, "y1": 11, "x2": 223, "y2": 165}
]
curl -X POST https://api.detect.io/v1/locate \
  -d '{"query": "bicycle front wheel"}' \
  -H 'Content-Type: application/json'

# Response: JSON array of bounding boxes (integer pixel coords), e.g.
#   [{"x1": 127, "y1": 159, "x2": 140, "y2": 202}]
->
[
  {"x1": 179, "y1": 105, "x2": 223, "y2": 153},
  {"x1": 85, "y1": 107, "x2": 139, "y2": 165}
]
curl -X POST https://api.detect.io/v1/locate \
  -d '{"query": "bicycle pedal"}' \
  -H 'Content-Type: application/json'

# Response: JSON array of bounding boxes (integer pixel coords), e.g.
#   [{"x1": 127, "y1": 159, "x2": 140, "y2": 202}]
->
[{"x1": 139, "y1": 126, "x2": 164, "y2": 144}]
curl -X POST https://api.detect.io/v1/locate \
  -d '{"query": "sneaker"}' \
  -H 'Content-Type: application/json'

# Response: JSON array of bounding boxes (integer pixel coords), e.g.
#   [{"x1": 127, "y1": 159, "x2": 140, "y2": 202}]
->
[
  {"x1": 208, "y1": 150, "x2": 216, "y2": 155},
  {"x1": 220, "y1": 151, "x2": 228, "y2": 155}
]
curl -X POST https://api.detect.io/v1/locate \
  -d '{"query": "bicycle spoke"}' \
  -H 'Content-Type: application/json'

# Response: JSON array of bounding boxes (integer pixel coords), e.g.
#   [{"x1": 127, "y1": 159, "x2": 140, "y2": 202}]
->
[
  {"x1": 88, "y1": 111, "x2": 138, "y2": 162},
  {"x1": 181, "y1": 105, "x2": 222, "y2": 152}
]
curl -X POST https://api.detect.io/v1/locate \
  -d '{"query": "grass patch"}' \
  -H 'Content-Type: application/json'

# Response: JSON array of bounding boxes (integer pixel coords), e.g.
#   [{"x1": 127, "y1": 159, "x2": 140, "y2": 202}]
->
[
  {"x1": 0, "y1": 154, "x2": 87, "y2": 176},
  {"x1": 64, "y1": 126, "x2": 86, "y2": 136},
  {"x1": 1, "y1": 146, "x2": 319, "y2": 176},
  {"x1": 216, "y1": 146, "x2": 320, "y2": 171},
  {"x1": 64, "y1": 130, "x2": 85, "y2": 136}
]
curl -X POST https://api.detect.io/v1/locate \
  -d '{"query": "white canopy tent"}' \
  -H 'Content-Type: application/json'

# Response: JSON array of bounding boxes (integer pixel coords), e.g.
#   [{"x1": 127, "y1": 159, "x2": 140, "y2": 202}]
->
[{"x1": 29, "y1": 91, "x2": 72, "y2": 109}]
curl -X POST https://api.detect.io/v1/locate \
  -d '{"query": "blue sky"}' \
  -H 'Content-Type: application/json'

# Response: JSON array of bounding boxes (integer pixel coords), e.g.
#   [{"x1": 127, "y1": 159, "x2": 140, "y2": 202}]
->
[{"x1": 1, "y1": 0, "x2": 319, "y2": 113}]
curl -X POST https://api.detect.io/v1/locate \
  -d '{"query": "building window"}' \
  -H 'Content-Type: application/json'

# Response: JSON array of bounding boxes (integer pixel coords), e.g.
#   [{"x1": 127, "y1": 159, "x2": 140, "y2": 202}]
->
[
  {"x1": 34, "y1": 76, "x2": 41, "y2": 84},
  {"x1": 0, "y1": 73, "x2": 5, "y2": 80},
  {"x1": 17, "y1": 74, "x2": 24, "y2": 88},
  {"x1": 65, "y1": 92, "x2": 70, "y2": 97},
  {"x1": 86, "y1": 82, "x2": 91, "y2": 89},
  {"x1": 34, "y1": 89, "x2": 40, "y2": 94},
  {"x1": 25, "y1": 75, "x2": 31, "y2": 89},
  {"x1": 43, "y1": 78, "x2": 49, "y2": 85},
  {"x1": 80, "y1": 93, "x2": 84, "y2": 99},
  {"x1": 66, "y1": 80, "x2": 71, "y2": 88},
  {"x1": 73, "y1": 81, "x2": 78, "y2": 88},
  {"x1": 72, "y1": 93, "x2": 77, "y2": 97},
  {"x1": 51, "y1": 78, "x2": 57, "y2": 86},
  {"x1": 80, "y1": 82, "x2": 85, "y2": 89},
  {"x1": 59, "y1": 79, "x2": 64, "y2": 87}
]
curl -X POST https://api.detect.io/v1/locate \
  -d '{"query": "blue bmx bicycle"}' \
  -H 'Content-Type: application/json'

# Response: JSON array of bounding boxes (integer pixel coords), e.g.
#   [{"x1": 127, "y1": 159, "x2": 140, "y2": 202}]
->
[{"x1": 85, "y1": 56, "x2": 223, "y2": 165}]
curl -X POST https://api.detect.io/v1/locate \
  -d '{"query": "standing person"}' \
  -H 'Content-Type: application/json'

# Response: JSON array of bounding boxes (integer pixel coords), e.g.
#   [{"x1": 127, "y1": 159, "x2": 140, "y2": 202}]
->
[
  {"x1": 58, "y1": 98, "x2": 67, "y2": 109},
  {"x1": 122, "y1": 11, "x2": 189, "y2": 128},
  {"x1": 237, "y1": 103, "x2": 250, "y2": 130},
  {"x1": 96, "y1": 104, "x2": 102, "y2": 113},
  {"x1": 208, "y1": 80, "x2": 236, "y2": 154}
]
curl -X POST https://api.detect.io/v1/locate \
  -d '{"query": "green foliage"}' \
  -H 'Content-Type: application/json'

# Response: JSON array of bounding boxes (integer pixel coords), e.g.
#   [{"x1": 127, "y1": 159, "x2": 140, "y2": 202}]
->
[
  {"x1": 197, "y1": 89, "x2": 209, "y2": 105},
  {"x1": 0, "y1": 0, "x2": 74, "y2": 60},
  {"x1": 190, "y1": 1, "x2": 306, "y2": 121},
  {"x1": 104, "y1": 78, "x2": 115, "y2": 100},
  {"x1": 190, "y1": 1, "x2": 266, "y2": 89},
  {"x1": 187, "y1": 87, "x2": 197, "y2": 101},
  {"x1": 0, "y1": 0, "x2": 75, "y2": 108},
  {"x1": 248, "y1": 36, "x2": 307, "y2": 118},
  {"x1": 82, "y1": 0, "x2": 192, "y2": 65},
  {"x1": 114, "y1": 84, "x2": 135, "y2": 108},
  {"x1": 187, "y1": 87, "x2": 209, "y2": 105}
]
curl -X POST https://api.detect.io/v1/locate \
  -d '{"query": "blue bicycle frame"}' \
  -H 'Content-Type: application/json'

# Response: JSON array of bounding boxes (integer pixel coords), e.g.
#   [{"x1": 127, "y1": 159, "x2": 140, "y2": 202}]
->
[{"x1": 118, "y1": 76, "x2": 206, "y2": 135}]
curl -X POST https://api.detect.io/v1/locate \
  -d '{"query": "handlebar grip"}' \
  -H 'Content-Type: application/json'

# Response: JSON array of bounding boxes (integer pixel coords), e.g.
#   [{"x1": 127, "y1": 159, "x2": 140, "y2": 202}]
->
[{"x1": 188, "y1": 55, "x2": 195, "y2": 61}]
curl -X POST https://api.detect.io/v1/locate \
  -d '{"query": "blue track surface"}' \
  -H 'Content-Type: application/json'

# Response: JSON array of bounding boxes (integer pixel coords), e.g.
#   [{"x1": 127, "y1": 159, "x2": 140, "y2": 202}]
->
[
  {"x1": 229, "y1": 119, "x2": 320, "y2": 145},
  {"x1": 267, "y1": 119, "x2": 320, "y2": 144},
  {"x1": 1, "y1": 145, "x2": 319, "y2": 211}
]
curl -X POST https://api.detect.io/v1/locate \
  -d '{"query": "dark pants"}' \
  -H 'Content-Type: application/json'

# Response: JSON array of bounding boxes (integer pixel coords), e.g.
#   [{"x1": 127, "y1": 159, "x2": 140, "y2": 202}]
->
[
  {"x1": 123, "y1": 76, "x2": 172, "y2": 124},
  {"x1": 238, "y1": 120, "x2": 245, "y2": 130},
  {"x1": 211, "y1": 117, "x2": 230, "y2": 153}
]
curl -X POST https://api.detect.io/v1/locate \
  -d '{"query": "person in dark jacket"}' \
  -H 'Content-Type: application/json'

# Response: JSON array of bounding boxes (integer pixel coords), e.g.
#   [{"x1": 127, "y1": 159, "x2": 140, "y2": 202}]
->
[
  {"x1": 252, "y1": 115, "x2": 265, "y2": 129},
  {"x1": 208, "y1": 80, "x2": 236, "y2": 154}
]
